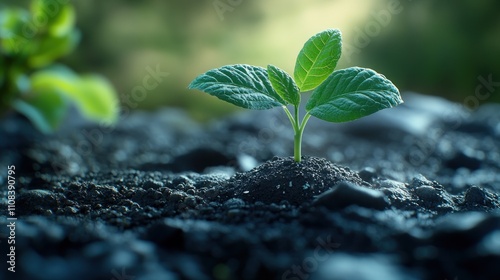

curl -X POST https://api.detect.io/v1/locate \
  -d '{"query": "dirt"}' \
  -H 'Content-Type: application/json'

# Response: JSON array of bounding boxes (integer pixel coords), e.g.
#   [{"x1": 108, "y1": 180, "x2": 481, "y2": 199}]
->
[{"x1": 0, "y1": 93, "x2": 499, "y2": 280}]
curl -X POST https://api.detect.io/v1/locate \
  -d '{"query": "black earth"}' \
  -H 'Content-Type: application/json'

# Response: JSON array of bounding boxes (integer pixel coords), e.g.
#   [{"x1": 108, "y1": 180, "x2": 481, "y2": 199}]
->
[{"x1": 0, "y1": 93, "x2": 499, "y2": 280}]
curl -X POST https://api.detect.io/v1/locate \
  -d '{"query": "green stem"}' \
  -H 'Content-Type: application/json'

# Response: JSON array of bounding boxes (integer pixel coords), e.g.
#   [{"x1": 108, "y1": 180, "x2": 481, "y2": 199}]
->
[
  {"x1": 294, "y1": 112, "x2": 311, "y2": 162},
  {"x1": 299, "y1": 112, "x2": 312, "y2": 133},
  {"x1": 282, "y1": 106, "x2": 296, "y2": 128},
  {"x1": 283, "y1": 106, "x2": 312, "y2": 162},
  {"x1": 294, "y1": 127, "x2": 302, "y2": 162},
  {"x1": 293, "y1": 104, "x2": 301, "y2": 162}
]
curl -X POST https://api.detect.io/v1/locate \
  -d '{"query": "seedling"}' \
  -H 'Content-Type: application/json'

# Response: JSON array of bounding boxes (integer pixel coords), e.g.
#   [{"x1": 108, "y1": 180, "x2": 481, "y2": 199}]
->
[{"x1": 189, "y1": 29, "x2": 403, "y2": 162}]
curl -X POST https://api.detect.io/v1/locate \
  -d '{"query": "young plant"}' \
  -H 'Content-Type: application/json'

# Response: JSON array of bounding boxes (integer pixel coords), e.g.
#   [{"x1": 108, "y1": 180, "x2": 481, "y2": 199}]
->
[
  {"x1": 0, "y1": 0, "x2": 118, "y2": 133},
  {"x1": 189, "y1": 29, "x2": 403, "y2": 162}
]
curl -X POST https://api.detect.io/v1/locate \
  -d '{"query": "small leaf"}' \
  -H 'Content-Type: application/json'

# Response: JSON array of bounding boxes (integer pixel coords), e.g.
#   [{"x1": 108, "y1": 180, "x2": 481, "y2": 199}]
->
[
  {"x1": 48, "y1": 5, "x2": 76, "y2": 36},
  {"x1": 267, "y1": 64, "x2": 300, "y2": 106},
  {"x1": 29, "y1": 30, "x2": 80, "y2": 68},
  {"x1": 77, "y1": 75, "x2": 119, "y2": 124},
  {"x1": 0, "y1": 9, "x2": 33, "y2": 56},
  {"x1": 306, "y1": 67, "x2": 403, "y2": 122},
  {"x1": 30, "y1": 66, "x2": 78, "y2": 96},
  {"x1": 294, "y1": 29, "x2": 342, "y2": 92},
  {"x1": 12, "y1": 91, "x2": 68, "y2": 134},
  {"x1": 31, "y1": 0, "x2": 76, "y2": 36},
  {"x1": 189, "y1": 64, "x2": 285, "y2": 110},
  {"x1": 30, "y1": 66, "x2": 119, "y2": 125}
]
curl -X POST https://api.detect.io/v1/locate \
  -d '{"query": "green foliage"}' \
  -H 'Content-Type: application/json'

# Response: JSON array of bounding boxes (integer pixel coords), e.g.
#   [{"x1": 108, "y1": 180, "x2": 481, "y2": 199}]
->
[
  {"x1": 189, "y1": 29, "x2": 403, "y2": 162},
  {"x1": 0, "y1": 0, "x2": 118, "y2": 133},
  {"x1": 267, "y1": 64, "x2": 300, "y2": 106},
  {"x1": 12, "y1": 88, "x2": 67, "y2": 133},
  {"x1": 188, "y1": 64, "x2": 284, "y2": 110},
  {"x1": 306, "y1": 67, "x2": 401, "y2": 122},
  {"x1": 294, "y1": 29, "x2": 342, "y2": 92}
]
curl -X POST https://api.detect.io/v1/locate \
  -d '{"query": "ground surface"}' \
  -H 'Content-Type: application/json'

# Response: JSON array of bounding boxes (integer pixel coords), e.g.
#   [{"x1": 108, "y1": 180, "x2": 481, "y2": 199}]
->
[{"x1": 0, "y1": 93, "x2": 499, "y2": 280}]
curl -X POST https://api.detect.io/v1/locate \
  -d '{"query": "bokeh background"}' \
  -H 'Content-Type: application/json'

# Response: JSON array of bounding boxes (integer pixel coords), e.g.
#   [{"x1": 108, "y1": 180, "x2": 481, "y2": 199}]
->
[{"x1": 4, "y1": 0, "x2": 499, "y2": 121}]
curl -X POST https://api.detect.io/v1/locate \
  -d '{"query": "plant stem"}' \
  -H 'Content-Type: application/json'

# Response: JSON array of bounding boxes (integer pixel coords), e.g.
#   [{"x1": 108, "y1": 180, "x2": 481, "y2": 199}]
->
[
  {"x1": 293, "y1": 128, "x2": 302, "y2": 162},
  {"x1": 294, "y1": 112, "x2": 311, "y2": 162},
  {"x1": 299, "y1": 112, "x2": 312, "y2": 134},
  {"x1": 293, "y1": 104, "x2": 301, "y2": 162},
  {"x1": 282, "y1": 106, "x2": 295, "y2": 128},
  {"x1": 282, "y1": 106, "x2": 312, "y2": 163}
]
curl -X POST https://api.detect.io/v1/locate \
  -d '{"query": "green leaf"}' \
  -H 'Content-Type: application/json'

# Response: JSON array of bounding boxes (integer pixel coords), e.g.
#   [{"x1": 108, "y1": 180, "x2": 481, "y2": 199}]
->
[
  {"x1": 48, "y1": 5, "x2": 76, "y2": 36},
  {"x1": 29, "y1": 30, "x2": 80, "y2": 68},
  {"x1": 30, "y1": 0, "x2": 75, "y2": 35},
  {"x1": 30, "y1": 66, "x2": 79, "y2": 96},
  {"x1": 30, "y1": 67, "x2": 119, "y2": 125},
  {"x1": 12, "y1": 91, "x2": 68, "y2": 134},
  {"x1": 0, "y1": 9, "x2": 33, "y2": 56},
  {"x1": 77, "y1": 75, "x2": 119, "y2": 124},
  {"x1": 294, "y1": 29, "x2": 342, "y2": 92},
  {"x1": 267, "y1": 64, "x2": 300, "y2": 106},
  {"x1": 0, "y1": 9, "x2": 30, "y2": 38},
  {"x1": 188, "y1": 64, "x2": 285, "y2": 110},
  {"x1": 306, "y1": 67, "x2": 403, "y2": 122}
]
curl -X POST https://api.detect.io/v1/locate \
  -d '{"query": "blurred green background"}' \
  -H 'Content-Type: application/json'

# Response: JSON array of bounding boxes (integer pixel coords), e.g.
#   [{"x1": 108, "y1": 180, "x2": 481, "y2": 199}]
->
[{"x1": 3, "y1": 0, "x2": 499, "y2": 121}]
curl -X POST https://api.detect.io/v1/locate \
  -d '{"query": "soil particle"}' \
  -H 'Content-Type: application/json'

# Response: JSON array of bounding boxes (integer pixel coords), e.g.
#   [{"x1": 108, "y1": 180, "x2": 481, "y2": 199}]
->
[
  {"x1": 413, "y1": 185, "x2": 456, "y2": 211},
  {"x1": 312, "y1": 181, "x2": 389, "y2": 211},
  {"x1": 462, "y1": 185, "x2": 499, "y2": 209},
  {"x1": 357, "y1": 166, "x2": 378, "y2": 182},
  {"x1": 17, "y1": 189, "x2": 60, "y2": 215},
  {"x1": 375, "y1": 179, "x2": 419, "y2": 211}
]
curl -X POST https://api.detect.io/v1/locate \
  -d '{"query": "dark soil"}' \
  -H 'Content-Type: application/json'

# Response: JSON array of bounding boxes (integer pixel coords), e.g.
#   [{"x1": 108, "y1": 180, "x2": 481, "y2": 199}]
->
[
  {"x1": 1, "y1": 93, "x2": 499, "y2": 280},
  {"x1": 220, "y1": 157, "x2": 367, "y2": 205}
]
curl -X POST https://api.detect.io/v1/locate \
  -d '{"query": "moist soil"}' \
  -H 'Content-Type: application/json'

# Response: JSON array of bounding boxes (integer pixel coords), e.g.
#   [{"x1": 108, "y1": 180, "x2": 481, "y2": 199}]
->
[{"x1": 0, "y1": 93, "x2": 499, "y2": 280}]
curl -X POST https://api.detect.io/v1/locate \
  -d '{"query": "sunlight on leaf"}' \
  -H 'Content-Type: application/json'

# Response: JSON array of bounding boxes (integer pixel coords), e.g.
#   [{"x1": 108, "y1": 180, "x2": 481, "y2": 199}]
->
[{"x1": 306, "y1": 67, "x2": 403, "y2": 122}]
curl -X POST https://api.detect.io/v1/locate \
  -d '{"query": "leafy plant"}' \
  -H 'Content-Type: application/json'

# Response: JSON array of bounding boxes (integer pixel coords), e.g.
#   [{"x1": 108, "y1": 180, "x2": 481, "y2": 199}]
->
[
  {"x1": 189, "y1": 29, "x2": 403, "y2": 162},
  {"x1": 0, "y1": 0, "x2": 118, "y2": 133}
]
